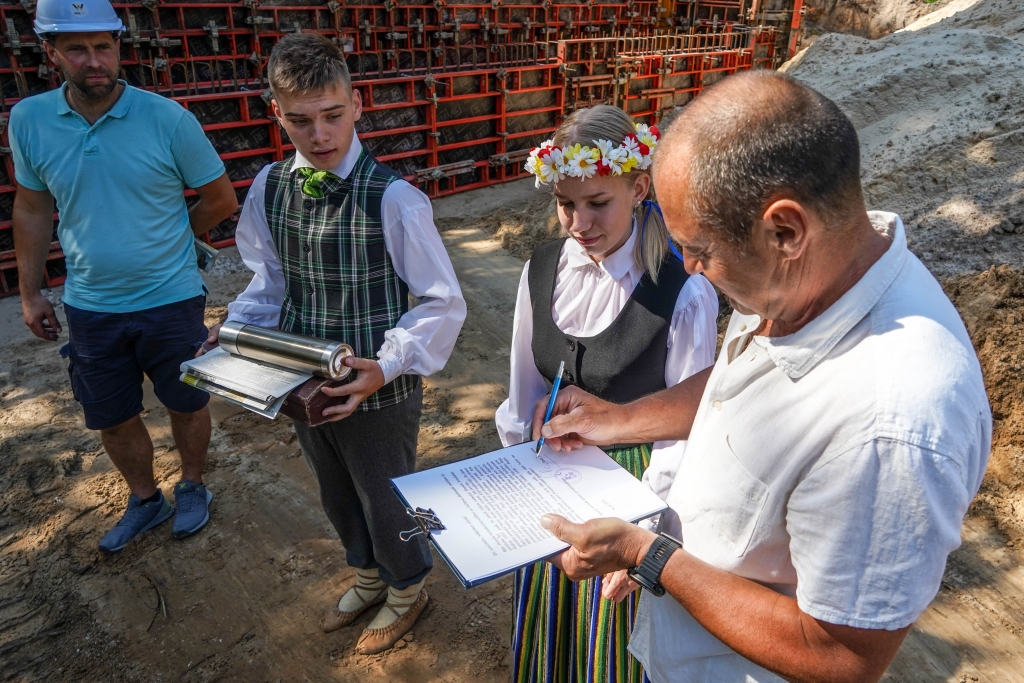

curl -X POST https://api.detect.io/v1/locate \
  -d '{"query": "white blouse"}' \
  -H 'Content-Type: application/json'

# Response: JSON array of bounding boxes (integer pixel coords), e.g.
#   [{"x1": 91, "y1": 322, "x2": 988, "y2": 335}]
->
[{"x1": 495, "y1": 224, "x2": 719, "y2": 497}]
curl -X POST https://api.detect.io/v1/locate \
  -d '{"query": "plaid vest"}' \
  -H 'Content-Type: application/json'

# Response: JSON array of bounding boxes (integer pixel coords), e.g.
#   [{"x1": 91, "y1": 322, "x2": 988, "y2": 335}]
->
[{"x1": 264, "y1": 151, "x2": 419, "y2": 411}]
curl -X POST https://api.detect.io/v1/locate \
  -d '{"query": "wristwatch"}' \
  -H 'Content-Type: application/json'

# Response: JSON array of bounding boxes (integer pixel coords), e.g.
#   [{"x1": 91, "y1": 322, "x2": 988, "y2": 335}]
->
[{"x1": 627, "y1": 533, "x2": 682, "y2": 597}]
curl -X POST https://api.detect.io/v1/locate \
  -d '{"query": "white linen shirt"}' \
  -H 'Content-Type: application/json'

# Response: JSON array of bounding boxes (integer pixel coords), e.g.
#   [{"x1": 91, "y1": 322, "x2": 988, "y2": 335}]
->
[
  {"x1": 629, "y1": 212, "x2": 992, "y2": 683},
  {"x1": 495, "y1": 226, "x2": 719, "y2": 499},
  {"x1": 226, "y1": 135, "x2": 466, "y2": 383}
]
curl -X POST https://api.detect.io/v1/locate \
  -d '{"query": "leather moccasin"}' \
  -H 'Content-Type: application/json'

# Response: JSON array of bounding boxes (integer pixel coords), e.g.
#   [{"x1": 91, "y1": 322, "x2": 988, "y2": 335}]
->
[
  {"x1": 320, "y1": 581, "x2": 387, "y2": 633},
  {"x1": 355, "y1": 589, "x2": 429, "y2": 655}
]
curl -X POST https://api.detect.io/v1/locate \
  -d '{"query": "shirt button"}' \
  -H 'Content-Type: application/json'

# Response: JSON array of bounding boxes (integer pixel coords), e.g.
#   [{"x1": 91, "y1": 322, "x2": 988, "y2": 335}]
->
[
  {"x1": 303, "y1": 244, "x2": 311, "y2": 253},
  {"x1": 307, "y1": 286, "x2": 314, "y2": 294},
  {"x1": 739, "y1": 323, "x2": 747, "y2": 332},
  {"x1": 565, "y1": 371, "x2": 574, "y2": 383},
  {"x1": 713, "y1": 400, "x2": 723, "y2": 411},
  {"x1": 566, "y1": 339, "x2": 576, "y2": 352},
  {"x1": 304, "y1": 200, "x2": 313, "y2": 210}
]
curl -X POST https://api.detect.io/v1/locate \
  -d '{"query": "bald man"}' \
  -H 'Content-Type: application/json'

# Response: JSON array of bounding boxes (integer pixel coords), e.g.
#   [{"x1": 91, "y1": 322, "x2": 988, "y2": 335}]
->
[{"x1": 530, "y1": 72, "x2": 991, "y2": 682}]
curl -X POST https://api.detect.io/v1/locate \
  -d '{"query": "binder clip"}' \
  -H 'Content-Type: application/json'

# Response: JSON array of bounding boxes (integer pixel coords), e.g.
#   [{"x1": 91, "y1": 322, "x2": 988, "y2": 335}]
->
[{"x1": 399, "y1": 507, "x2": 446, "y2": 542}]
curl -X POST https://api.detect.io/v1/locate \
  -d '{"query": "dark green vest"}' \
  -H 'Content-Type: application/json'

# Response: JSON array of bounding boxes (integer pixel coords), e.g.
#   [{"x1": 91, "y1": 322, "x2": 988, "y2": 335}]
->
[{"x1": 264, "y1": 150, "x2": 419, "y2": 411}]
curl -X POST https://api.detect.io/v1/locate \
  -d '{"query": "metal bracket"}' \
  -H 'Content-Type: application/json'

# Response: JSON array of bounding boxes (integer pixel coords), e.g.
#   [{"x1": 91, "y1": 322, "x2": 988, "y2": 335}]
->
[
  {"x1": 203, "y1": 20, "x2": 228, "y2": 54},
  {"x1": 489, "y1": 148, "x2": 532, "y2": 167},
  {"x1": 3, "y1": 19, "x2": 25, "y2": 55},
  {"x1": 415, "y1": 160, "x2": 476, "y2": 182},
  {"x1": 360, "y1": 20, "x2": 374, "y2": 49},
  {"x1": 125, "y1": 14, "x2": 150, "y2": 48},
  {"x1": 152, "y1": 36, "x2": 181, "y2": 48}
]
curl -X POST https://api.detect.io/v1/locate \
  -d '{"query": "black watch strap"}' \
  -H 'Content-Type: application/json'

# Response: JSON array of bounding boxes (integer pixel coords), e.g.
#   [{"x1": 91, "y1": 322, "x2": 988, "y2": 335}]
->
[{"x1": 627, "y1": 533, "x2": 681, "y2": 597}]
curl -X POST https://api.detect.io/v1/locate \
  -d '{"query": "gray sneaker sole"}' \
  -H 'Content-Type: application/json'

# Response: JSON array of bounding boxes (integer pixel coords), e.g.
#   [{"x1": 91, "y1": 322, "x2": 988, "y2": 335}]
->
[{"x1": 172, "y1": 489, "x2": 214, "y2": 539}]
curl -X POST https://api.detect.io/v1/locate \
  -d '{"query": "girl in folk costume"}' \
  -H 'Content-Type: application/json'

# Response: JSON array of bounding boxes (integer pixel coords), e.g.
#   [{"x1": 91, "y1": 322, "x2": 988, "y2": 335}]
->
[{"x1": 496, "y1": 105, "x2": 719, "y2": 683}]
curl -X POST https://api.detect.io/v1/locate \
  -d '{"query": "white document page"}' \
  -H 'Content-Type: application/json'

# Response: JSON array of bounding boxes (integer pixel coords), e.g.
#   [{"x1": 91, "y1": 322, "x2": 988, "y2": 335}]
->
[
  {"x1": 180, "y1": 347, "x2": 311, "y2": 403},
  {"x1": 392, "y1": 442, "x2": 667, "y2": 587},
  {"x1": 179, "y1": 373, "x2": 288, "y2": 418}
]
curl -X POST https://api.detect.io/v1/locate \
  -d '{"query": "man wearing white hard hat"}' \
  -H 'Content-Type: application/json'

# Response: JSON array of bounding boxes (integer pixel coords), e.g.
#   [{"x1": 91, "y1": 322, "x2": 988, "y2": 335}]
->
[{"x1": 10, "y1": 0, "x2": 238, "y2": 552}]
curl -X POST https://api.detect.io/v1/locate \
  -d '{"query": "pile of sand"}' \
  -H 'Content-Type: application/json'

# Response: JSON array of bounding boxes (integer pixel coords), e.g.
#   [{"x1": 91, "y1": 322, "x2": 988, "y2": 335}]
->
[
  {"x1": 802, "y1": 0, "x2": 954, "y2": 40},
  {"x1": 944, "y1": 266, "x2": 1024, "y2": 541},
  {"x1": 782, "y1": 0, "x2": 1024, "y2": 278}
]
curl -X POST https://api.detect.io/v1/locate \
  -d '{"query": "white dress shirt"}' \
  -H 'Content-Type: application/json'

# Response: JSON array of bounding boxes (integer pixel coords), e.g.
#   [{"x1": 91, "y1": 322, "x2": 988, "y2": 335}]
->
[
  {"x1": 226, "y1": 135, "x2": 466, "y2": 384},
  {"x1": 495, "y1": 225, "x2": 719, "y2": 497},
  {"x1": 629, "y1": 212, "x2": 992, "y2": 683}
]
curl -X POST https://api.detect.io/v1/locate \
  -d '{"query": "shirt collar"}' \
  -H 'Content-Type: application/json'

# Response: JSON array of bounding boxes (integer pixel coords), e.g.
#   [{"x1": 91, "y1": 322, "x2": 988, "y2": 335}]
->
[
  {"x1": 56, "y1": 80, "x2": 133, "y2": 119},
  {"x1": 563, "y1": 218, "x2": 641, "y2": 282},
  {"x1": 290, "y1": 134, "x2": 363, "y2": 180},
  {"x1": 753, "y1": 211, "x2": 909, "y2": 379}
]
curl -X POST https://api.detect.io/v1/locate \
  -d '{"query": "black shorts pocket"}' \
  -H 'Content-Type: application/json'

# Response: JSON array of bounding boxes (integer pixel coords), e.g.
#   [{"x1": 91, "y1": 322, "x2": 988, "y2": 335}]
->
[{"x1": 60, "y1": 342, "x2": 81, "y2": 402}]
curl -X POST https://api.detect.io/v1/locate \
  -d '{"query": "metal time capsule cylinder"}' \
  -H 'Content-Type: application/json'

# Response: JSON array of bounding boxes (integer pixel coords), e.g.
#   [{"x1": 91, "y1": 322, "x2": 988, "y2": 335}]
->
[{"x1": 217, "y1": 321, "x2": 354, "y2": 380}]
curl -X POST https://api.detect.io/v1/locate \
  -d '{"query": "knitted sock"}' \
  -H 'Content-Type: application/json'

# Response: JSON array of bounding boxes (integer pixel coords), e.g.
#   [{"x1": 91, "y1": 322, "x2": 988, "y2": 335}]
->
[
  {"x1": 338, "y1": 568, "x2": 387, "y2": 613},
  {"x1": 366, "y1": 579, "x2": 425, "y2": 630}
]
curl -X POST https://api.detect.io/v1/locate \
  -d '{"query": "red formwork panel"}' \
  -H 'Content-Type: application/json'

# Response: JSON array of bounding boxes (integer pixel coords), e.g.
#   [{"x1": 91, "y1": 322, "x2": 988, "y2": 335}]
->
[
  {"x1": 0, "y1": 110, "x2": 66, "y2": 295},
  {"x1": 103, "y1": 0, "x2": 668, "y2": 95},
  {"x1": 170, "y1": 62, "x2": 562, "y2": 245},
  {"x1": 0, "y1": 4, "x2": 59, "y2": 110},
  {"x1": 556, "y1": 28, "x2": 770, "y2": 121},
  {"x1": 176, "y1": 89, "x2": 282, "y2": 248},
  {"x1": 673, "y1": 0, "x2": 744, "y2": 26},
  {"x1": 0, "y1": 0, "x2": 802, "y2": 297}
]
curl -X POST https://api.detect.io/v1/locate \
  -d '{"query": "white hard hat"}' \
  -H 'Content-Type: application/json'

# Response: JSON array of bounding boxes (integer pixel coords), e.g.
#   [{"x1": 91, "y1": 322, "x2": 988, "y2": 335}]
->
[{"x1": 33, "y1": 0, "x2": 125, "y2": 38}]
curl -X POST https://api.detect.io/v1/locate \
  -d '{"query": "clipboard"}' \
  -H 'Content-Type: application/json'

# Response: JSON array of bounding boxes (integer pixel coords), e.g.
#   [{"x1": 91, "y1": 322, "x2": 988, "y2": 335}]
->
[
  {"x1": 390, "y1": 442, "x2": 668, "y2": 589},
  {"x1": 390, "y1": 489, "x2": 578, "y2": 589}
]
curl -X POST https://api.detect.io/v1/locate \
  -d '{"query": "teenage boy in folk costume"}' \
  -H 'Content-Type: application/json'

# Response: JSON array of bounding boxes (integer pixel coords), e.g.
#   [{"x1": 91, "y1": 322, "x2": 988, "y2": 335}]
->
[
  {"x1": 496, "y1": 105, "x2": 719, "y2": 683},
  {"x1": 207, "y1": 34, "x2": 466, "y2": 654}
]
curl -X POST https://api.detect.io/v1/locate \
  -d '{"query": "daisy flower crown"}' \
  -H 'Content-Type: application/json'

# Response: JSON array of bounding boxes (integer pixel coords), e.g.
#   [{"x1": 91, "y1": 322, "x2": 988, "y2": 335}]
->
[{"x1": 525, "y1": 123, "x2": 661, "y2": 187}]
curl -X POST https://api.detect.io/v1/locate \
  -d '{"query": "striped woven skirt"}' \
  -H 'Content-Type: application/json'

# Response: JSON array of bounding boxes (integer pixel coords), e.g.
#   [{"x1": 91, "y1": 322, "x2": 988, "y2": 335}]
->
[{"x1": 511, "y1": 443, "x2": 651, "y2": 683}]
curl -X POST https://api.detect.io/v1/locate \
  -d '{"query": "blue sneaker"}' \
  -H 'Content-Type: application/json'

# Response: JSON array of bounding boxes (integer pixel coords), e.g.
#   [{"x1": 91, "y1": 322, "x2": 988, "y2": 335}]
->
[
  {"x1": 98, "y1": 491, "x2": 175, "y2": 553},
  {"x1": 172, "y1": 481, "x2": 214, "y2": 539}
]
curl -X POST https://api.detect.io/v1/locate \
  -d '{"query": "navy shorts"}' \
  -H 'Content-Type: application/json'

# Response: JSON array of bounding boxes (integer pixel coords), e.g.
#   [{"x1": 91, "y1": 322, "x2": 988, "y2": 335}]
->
[{"x1": 62, "y1": 295, "x2": 210, "y2": 430}]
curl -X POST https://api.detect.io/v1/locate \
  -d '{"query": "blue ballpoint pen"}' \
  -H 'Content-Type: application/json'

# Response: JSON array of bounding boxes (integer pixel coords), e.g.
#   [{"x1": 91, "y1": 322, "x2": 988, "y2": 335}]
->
[{"x1": 536, "y1": 360, "x2": 566, "y2": 455}]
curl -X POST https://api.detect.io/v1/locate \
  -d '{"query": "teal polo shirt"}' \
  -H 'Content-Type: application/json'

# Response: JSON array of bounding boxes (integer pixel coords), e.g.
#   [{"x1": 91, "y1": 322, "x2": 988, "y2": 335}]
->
[{"x1": 8, "y1": 82, "x2": 225, "y2": 312}]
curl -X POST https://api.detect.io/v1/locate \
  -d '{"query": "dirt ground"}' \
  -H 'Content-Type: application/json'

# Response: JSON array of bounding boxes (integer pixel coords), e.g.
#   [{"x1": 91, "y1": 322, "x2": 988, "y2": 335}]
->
[
  {"x1": 4, "y1": 1, "x2": 1024, "y2": 677},
  {"x1": 3, "y1": 174, "x2": 1024, "y2": 681},
  {"x1": 0, "y1": 182, "x2": 531, "y2": 683}
]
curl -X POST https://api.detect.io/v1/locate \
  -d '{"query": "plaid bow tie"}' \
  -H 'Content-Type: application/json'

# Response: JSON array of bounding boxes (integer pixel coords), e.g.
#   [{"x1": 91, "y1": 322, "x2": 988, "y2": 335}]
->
[{"x1": 297, "y1": 167, "x2": 338, "y2": 198}]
